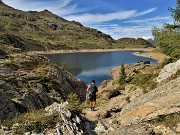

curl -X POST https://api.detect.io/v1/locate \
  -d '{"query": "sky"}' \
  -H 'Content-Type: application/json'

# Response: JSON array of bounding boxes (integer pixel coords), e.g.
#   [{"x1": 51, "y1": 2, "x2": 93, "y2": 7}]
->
[{"x1": 2, "y1": 0, "x2": 176, "y2": 39}]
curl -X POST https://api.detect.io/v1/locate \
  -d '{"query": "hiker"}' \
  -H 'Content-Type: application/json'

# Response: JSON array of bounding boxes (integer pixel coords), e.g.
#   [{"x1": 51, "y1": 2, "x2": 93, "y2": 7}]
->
[{"x1": 86, "y1": 80, "x2": 98, "y2": 111}]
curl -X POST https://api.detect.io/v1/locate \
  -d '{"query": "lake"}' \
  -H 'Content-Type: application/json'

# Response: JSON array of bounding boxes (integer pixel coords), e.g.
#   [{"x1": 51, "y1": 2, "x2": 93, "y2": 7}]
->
[{"x1": 45, "y1": 50, "x2": 157, "y2": 85}]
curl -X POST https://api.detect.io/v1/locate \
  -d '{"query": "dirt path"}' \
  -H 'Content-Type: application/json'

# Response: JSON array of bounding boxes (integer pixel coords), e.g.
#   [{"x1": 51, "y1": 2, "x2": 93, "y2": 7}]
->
[{"x1": 82, "y1": 108, "x2": 100, "y2": 121}]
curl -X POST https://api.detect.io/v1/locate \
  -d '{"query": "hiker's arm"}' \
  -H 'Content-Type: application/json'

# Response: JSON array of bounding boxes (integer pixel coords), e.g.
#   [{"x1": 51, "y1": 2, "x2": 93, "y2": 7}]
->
[
  {"x1": 86, "y1": 84, "x2": 90, "y2": 92},
  {"x1": 95, "y1": 86, "x2": 98, "y2": 92}
]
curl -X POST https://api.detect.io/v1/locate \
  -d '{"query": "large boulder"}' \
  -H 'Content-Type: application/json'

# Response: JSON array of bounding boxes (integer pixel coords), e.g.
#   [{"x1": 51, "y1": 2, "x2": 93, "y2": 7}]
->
[
  {"x1": 3, "y1": 35, "x2": 23, "y2": 49},
  {"x1": 0, "y1": 93, "x2": 19, "y2": 121},
  {"x1": 156, "y1": 59, "x2": 180, "y2": 82}
]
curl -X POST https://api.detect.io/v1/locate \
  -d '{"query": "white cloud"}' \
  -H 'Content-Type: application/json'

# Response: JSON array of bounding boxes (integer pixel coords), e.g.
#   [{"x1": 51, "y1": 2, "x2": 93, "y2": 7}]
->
[
  {"x1": 65, "y1": 10, "x2": 136, "y2": 24},
  {"x1": 82, "y1": 14, "x2": 173, "y2": 39},
  {"x1": 65, "y1": 8, "x2": 157, "y2": 24},
  {"x1": 134, "y1": 8, "x2": 157, "y2": 17},
  {"x1": 91, "y1": 24, "x2": 153, "y2": 39},
  {"x1": 2, "y1": 0, "x2": 71, "y2": 11},
  {"x1": 2, "y1": 0, "x2": 93, "y2": 16},
  {"x1": 126, "y1": 16, "x2": 171, "y2": 23},
  {"x1": 89, "y1": 15, "x2": 172, "y2": 40}
]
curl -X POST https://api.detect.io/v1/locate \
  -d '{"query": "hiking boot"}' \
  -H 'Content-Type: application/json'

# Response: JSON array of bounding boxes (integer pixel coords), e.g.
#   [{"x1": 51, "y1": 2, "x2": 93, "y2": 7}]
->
[{"x1": 92, "y1": 107, "x2": 95, "y2": 111}]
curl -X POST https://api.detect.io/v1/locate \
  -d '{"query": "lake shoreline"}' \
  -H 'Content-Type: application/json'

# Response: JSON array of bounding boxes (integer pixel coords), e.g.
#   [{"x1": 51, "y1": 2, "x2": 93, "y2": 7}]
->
[
  {"x1": 26, "y1": 48, "x2": 168, "y2": 63},
  {"x1": 132, "y1": 51, "x2": 169, "y2": 63},
  {"x1": 26, "y1": 48, "x2": 154, "y2": 55}
]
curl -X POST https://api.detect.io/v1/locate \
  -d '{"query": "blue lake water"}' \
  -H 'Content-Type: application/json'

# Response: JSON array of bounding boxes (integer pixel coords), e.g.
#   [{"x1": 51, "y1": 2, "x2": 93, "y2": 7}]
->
[{"x1": 45, "y1": 51, "x2": 157, "y2": 85}]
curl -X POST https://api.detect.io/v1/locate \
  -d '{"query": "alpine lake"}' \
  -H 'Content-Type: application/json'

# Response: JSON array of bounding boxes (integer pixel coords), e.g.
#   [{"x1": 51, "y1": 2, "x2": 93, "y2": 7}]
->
[{"x1": 45, "y1": 50, "x2": 157, "y2": 85}]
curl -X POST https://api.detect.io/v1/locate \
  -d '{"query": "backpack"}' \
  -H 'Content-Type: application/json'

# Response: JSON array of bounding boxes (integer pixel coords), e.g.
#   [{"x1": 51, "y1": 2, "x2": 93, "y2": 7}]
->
[{"x1": 88, "y1": 83, "x2": 98, "y2": 95}]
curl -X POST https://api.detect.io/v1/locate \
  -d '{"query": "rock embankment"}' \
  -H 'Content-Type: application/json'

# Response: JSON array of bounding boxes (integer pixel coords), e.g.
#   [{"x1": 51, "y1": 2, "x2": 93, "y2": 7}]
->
[
  {"x1": 0, "y1": 54, "x2": 86, "y2": 122},
  {"x1": 156, "y1": 59, "x2": 180, "y2": 82},
  {"x1": 119, "y1": 76, "x2": 180, "y2": 125},
  {"x1": 0, "y1": 102, "x2": 85, "y2": 135}
]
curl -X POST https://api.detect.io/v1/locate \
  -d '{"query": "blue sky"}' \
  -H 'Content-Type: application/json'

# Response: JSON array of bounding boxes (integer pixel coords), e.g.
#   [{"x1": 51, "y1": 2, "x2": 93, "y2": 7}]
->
[{"x1": 2, "y1": 0, "x2": 176, "y2": 39}]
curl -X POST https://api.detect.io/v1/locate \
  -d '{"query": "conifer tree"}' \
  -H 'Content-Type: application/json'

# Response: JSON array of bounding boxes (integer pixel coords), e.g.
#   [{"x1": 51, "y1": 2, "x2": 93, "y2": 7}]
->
[
  {"x1": 169, "y1": 0, "x2": 180, "y2": 24},
  {"x1": 119, "y1": 63, "x2": 126, "y2": 85}
]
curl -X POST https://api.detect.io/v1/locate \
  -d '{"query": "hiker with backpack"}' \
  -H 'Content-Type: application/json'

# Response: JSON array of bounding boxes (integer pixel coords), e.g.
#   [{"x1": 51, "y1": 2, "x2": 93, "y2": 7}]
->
[{"x1": 86, "y1": 80, "x2": 98, "y2": 111}]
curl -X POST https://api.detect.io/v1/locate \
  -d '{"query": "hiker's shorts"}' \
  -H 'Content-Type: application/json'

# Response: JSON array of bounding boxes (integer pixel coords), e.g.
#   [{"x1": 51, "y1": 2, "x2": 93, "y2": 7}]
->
[{"x1": 89, "y1": 94, "x2": 96, "y2": 102}]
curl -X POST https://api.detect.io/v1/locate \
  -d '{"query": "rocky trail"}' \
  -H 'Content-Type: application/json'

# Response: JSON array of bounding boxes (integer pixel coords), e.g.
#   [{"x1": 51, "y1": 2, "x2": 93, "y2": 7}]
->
[{"x1": 83, "y1": 108, "x2": 100, "y2": 121}]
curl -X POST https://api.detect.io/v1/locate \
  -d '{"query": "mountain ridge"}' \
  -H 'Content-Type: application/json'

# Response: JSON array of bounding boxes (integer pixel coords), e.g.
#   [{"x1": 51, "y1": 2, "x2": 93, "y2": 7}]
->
[
  {"x1": 0, "y1": 1, "x2": 153, "y2": 54},
  {"x1": 0, "y1": 1, "x2": 115, "y2": 53}
]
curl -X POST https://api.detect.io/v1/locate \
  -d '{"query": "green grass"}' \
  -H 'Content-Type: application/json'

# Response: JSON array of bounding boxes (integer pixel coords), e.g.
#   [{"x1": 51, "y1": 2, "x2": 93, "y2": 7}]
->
[
  {"x1": 148, "y1": 113, "x2": 180, "y2": 130},
  {"x1": 2, "y1": 109, "x2": 61, "y2": 134},
  {"x1": 129, "y1": 73, "x2": 158, "y2": 92}
]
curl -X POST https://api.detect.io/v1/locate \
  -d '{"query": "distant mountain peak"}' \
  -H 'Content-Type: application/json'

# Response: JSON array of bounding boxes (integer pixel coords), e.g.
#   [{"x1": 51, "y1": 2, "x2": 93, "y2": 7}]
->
[
  {"x1": 41, "y1": 9, "x2": 52, "y2": 13},
  {"x1": 116, "y1": 37, "x2": 153, "y2": 48},
  {"x1": 147, "y1": 38, "x2": 156, "y2": 45},
  {"x1": 38, "y1": 9, "x2": 66, "y2": 21}
]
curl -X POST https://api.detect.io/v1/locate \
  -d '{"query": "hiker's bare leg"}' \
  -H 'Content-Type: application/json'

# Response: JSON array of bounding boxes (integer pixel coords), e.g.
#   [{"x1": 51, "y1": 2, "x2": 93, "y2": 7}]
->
[
  {"x1": 90, "y1": 101, "x2": 93, "y2": 108},
  {"x1": 93, "y1": 101, "x2": 96, "y2": 108}
]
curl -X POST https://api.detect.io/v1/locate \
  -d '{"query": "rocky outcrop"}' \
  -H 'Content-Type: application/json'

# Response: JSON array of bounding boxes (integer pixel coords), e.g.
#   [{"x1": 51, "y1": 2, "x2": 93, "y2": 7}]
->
[
  {"x1": 3, "y1": 35, "x2": 23, "y2": 49},
  {"x1": 0, "y1": 93, "x2": 19, "y2": 121},
  {"x1": 0, "y1": 49, "x2": 8, "y2": 58},
  {"x1": 110, "y1": 62, "x2": 151, "y2": 79},
  {"x1": 119, "y1": 76, "x2": 180, "y2": 125},
  {"x1": 0, "y1": 102, "x2": 85, "y2": 135},
  {"x1": 156, "y1": 59, "x2": 180, "y2": 82},
  {"x1": 45, "y1": 102, "x2": 83, "y2": 135},
  {"x1": 0, "y1": 54, "x2": 86, "y2": 122}
]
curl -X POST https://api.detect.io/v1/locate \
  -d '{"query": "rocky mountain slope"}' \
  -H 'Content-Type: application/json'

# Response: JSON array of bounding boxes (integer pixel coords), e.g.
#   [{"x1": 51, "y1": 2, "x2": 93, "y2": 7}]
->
[
  {"x1": 0, "y1": 54, "x2": 86, "y2": 122},
  {"x1": 0, "y1": 0, "x2": 153, "y2": 54},
  {"x1": 119, "y1": 76, "x2": 180, "y2": 125},
  {"x1": 0, "y1": 0, "x2": 115, "y2": 53}
]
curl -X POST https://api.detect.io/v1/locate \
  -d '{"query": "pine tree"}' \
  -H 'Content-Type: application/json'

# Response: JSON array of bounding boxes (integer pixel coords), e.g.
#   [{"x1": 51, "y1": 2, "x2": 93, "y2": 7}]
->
[
  {"x1": 119, "y1": 63, "x2": 126, "y2": 85},
  {"x1": 169, "y1": 0, "x2": 180, "y2": 24}
]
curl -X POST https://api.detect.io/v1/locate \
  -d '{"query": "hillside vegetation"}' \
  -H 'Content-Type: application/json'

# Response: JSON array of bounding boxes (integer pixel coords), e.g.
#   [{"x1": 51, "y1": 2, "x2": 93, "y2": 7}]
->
[
  {"x1": 0, "y1": 1, "x2": 114, "y2": 53},
  {"x1": 152, "y1": 0, "x2": 180, "y2": 59},
  {"x1": 0, "y1": 1, "x2": 152, "y2": 54},
  {"x1": 116, "y1": 37, "x2": 153, "y2": 48}
]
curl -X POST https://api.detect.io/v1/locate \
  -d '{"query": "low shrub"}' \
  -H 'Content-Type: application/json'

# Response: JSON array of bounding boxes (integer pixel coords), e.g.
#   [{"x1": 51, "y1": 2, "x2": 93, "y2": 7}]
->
[
  {"x1": 160, "y1": 58, "x2": 174, "y2": 68},
  {"x1": 130, "y1": 73, "x2": 158, "y2": 91},
  {"x1": 67, "y1": 93, "x2": 81, "y2": 113},
  {"x1": 148, "y1": 113, "x2": 180, "y2": 129}
]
